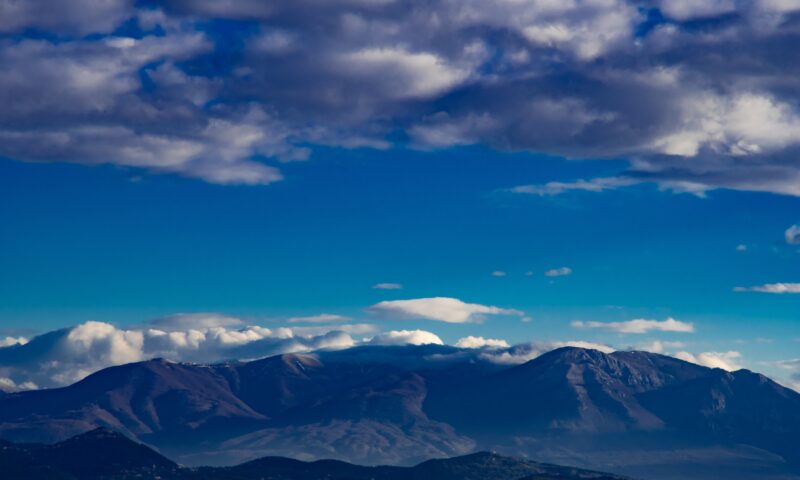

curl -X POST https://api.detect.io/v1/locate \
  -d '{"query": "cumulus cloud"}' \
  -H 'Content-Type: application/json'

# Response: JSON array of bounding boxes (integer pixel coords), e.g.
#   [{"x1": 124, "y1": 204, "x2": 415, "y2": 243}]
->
[
  {"x1": 572, "y1": 317, "x2": 695, "y2": 334},
  {"x1": 367, "y1": 297, "x2": 526, "y2": 323},
  {"x1": 0, "y1": 1, "x2": 797, "y2": 193},
  {"x1": 734, "y1": 283, "x2": 800, "y2": 294},
  {"x1": 673, "y1": 351, "x2": 743, "y2": 371},
  {"x1": 369, "y1": 329, "x2": 444, "y2": 346},
  {"x1": 372, "y1": 283, "x2": 403, "y2": 290},
  {"x1": 0, "y1": 319, "x2": 369, "y2": 389},
  {"x1": 544, "y1": 267, "x2": 572, "y2": 277},
  {"x1": 455, "y1": 336, "x2": 509, "y2": 349},
  {"x1": 785, "y1": 225, "x2": 800, "y2": 245},
  {"x1": 0, "y1": 314, "x2": 470, "y2": 390},
  {"x1": 491, "y1": 271, "x2": 507, "y2": 277}
]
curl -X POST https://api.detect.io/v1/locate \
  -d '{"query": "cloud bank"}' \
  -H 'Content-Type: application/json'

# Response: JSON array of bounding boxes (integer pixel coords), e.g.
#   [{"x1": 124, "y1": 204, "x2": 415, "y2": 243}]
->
[
  {"x1": 455, "y1": 336, "x2": 510, "y2": 349},
  {"x1": 0, "y1": 1, "x2": 799, "y2": 193}
]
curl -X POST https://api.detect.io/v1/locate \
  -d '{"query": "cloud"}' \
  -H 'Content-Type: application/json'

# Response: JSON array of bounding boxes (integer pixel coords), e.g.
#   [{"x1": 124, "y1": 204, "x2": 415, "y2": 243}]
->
[
  {"x1": 491, "y1": 271, "x2": 507, "y2": 277},
  {"x1": 0, "y1": 1, "x2": 796, "y2": 192},
  {"x1": 0, "y1": 0, "x2": 132, "y2": 35},
  {"x1": 736, "y1": 244, "x2": 748, "y2": 251},
  {"x1": 572, "y1": 317, "x2": 695, "y2": 334},
  {"x1": 286, "y1": 314, "x2": 351, "y2": 324},
  {"x1": 786, "y1": 225, "x2": 800, "y2": 245},
  {"x1": 633, "y1": 340, "x2": 687, "y2": 354},
  {"x1": 367, "y1": 297, "x2": 526, "y2": 323},
  {"x1": 372, "y1": 283, "x2": 403, "y2": 290},
  {"x1": 0, "y1": 319, "x2": 365, "y2": 389},
  {"x1": 512, "y1": 177, "x2": 638, "y2": 196},
  {"x1": 340, "y1": 47, "x2": 470, "y2": 99},
  {"x1": 369, "y1": 329, "x2": 444, "y2": 346},
  {"x1": 734, "y1": 283, "x2": 800, "y2": 294},
  {"x1": 771, "y1": 359, "x2": 800, "y2": 392},
  {"x1": 673, "y1": 351, "x2": 743, "y2": 371},
  {"x1": 455, "y1": 336, "x2": 509, "y2": 349},
  {"x1": 480, "y1": 340, "x2": 615, "y2": 365},
  {"x1": 0, "y1": 377, "x2": 38, "y2": 393},
  {"x1": 544, "y1": 267, "x2": 572, "y2": 277},
  {"x1": 775, "y1": 358, "x2": 800, "y2": 372},
  {"x1": 0, "y1": 336, "x2": 28, "y2": 347}
]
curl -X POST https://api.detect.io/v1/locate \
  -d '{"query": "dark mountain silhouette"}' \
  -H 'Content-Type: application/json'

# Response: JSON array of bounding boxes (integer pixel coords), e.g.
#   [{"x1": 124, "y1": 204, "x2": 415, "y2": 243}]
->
[
  {"x1": 0, "y1": 346, "x2": 798, "y2": 479},
  {"x1": 0, "y1": 428, "x2": 178, "y2": 479},
  {"x1": 0, "y1": 430, "x2": 631, "y2": 480}
]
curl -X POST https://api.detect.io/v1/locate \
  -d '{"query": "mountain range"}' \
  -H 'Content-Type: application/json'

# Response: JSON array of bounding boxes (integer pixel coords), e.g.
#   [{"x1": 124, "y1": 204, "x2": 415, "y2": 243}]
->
[
  {"x1": 0, "y1": 345, "x2": 798, "y2": 479},
  {"x1": 0, "y1": 427, "x2": 632, "y2": 479}
]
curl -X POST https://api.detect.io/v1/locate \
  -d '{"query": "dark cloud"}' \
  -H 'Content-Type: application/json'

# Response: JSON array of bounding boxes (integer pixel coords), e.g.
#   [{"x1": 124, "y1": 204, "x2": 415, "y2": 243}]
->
[
  {"x1": 0, "y1": 0, "x2": 133, "y2": 35},
  {"x1": 0, "y1": 1, "x2": 799, "y2": 193}
]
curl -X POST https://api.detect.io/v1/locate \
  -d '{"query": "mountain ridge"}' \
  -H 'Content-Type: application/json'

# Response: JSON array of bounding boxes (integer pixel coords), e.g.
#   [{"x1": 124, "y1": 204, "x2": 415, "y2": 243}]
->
[
  {"x1": 0, "y1": 345, "x2": 798, "y2": 479},
  {"x1": 0, "y1": 428, "x2": 634, "y2": 480}
]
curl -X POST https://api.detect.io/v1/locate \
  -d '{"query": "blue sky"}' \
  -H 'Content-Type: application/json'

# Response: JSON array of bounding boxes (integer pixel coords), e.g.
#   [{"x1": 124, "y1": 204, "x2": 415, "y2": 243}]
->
[
  {"x1": 0, "y1": 0, "x2": 799, "y2": 390},
  {"x1": 2, "y1": 146, "x2": 799, "y2": 384}
]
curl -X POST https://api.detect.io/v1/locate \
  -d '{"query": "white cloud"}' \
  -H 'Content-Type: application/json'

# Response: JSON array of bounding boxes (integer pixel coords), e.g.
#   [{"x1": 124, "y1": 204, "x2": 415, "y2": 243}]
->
[
  {"x1": 0, "y1": 377, "x2": 38, "y2": 392},
  {"x1": 736, "y1": 244, "x2": 748, "y2": 251},
  {"x1": 455, "y1": 336, "x2": 509, "y2": 349},
  {"x1": 734, "y1": 283, "x2": 800, "y2": 294},
  {"x1": 785, "y1": 225, "x2": 800, "y2": 245},
  {"x1": 491, "y1": 271, "x2": 506, "y2": 277},
  {"x1": 544, "y1": 267, "x2": 572, "y2": 277},
  {"x1": 512, "y1": 177, "x2": 638, "y2": 196},
  {"x1": 372, "y1": 283, "x2": 403, "y2": 290},
  {"x1": 67, "y1": 321, "x2": 145, "y2": 365},
  {"x1": 634, "y1": 340, "x2": 687, "y2": 354},
  {"x1": 286, "y1": 314, "x2": 351, "y2": 324},
  {"x1": 369, "y1": 329, "x2": 444, "y2": 346},
  {"x1": 341, "y1": 47, "x2": 470, "y2": 99},
  {"x1": 367, "y1": 297, "x2": 526, "y2": 323},
  {"x1": 673, "y1": 351, "x2": 743, "y2": 371},
  {"x1": 572, "y1": 317, "x2": 695, "y2": 334},
  {"x1": 0, "y1": 319, "x2": 366, "y2": 389},
  {"x1": 0, "y1": 336, "x2": 28, "y2": 347},
  {"x1": 652, "y1": 93, "x2": 800, "y2": 159}
]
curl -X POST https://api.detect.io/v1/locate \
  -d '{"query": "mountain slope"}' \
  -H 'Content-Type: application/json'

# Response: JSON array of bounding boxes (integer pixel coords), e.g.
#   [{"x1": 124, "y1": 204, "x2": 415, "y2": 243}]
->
[
  {"x1": 0, "y1": 345, "x2": 798, "y2": 479},
  {"x1": 0, "y1": 358, "x2": 267, "y2": 445}
]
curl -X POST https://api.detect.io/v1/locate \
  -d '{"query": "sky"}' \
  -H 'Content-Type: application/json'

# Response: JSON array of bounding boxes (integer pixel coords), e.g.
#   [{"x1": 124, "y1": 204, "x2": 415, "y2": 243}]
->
[{"x1": 0, "y1": 0, "x2": 799, "y2": 391}]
